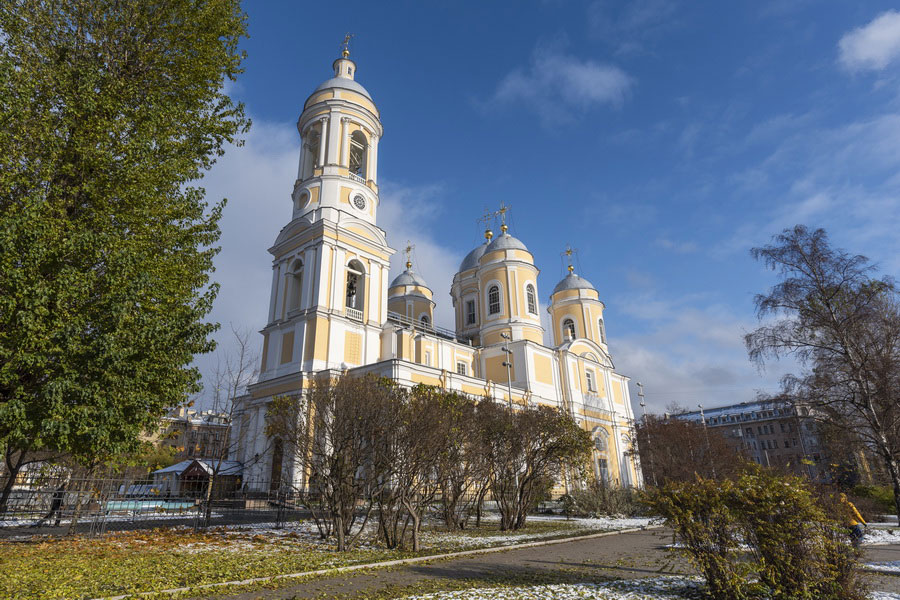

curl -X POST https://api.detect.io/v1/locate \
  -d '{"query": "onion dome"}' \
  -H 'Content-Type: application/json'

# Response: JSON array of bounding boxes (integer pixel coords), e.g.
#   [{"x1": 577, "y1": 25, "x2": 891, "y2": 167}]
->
[
  {"x1": 389, "y1": 269, "x2": 430, "y2": 290},
  {"x1": 459, "y1": 243, "x2": 488, "y2": 272},
  {"x1": 312, "y1": 75, "x2": 373, "y2": 101},
  {"x1": 552, "y1": 273, "x2": 597, "y2": 295},
  {"x1": 486, "y1": 232, "x2": 528, "y2": 253}
]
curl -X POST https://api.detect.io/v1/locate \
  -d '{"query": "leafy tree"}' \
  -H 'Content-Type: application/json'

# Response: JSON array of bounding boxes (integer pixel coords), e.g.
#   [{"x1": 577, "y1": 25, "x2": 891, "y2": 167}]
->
[
  {"x1": 0, "y1": 0, "x2": 248, "y2": 512},
  {"x1": 746, "y1": 226, "x2": 900, "y2": 522}
]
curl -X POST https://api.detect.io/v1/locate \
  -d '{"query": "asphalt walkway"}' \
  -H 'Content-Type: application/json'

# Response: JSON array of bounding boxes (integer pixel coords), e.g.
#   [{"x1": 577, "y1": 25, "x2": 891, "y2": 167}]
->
[{"x1": 191, "y1": 528, "x2": 900, "y2": 600}]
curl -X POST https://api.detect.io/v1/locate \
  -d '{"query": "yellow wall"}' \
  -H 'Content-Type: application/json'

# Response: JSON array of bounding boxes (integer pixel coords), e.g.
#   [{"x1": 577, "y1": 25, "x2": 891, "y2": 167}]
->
[
  {"x1": 533, "y1": 354, "x2": 553, "y2": 385},
  {"x1": 485, "y1": 355, "x2": 514, "y2": 383},
  {"x1": 344, "y1": 331, "x2": 362, "y2": 364}
]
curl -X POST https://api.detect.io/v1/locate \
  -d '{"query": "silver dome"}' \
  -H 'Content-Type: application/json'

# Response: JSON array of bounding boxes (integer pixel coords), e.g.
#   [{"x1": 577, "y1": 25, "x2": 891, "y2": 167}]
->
[
  {"x1": 311, "y1": 77, "x2": 373, "y2": 101},
  {"x1": 389, "y1": 270, "x2": 429, "y2": 289},
  {"x1": 486, "y1": 233, "x2": 529, "y2": 253},
  {"x1": 552, "y1": 273, "x2": 597, "y2": 295},
  {"x1": 458, "y1": 243, "x2": 488, "y2": 272}
]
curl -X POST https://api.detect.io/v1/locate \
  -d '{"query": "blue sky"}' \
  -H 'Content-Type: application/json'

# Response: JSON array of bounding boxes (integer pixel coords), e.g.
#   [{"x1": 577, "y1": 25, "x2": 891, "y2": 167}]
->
[{"x1": 197, "y1": 1, "x2": 900, "y2": 414}]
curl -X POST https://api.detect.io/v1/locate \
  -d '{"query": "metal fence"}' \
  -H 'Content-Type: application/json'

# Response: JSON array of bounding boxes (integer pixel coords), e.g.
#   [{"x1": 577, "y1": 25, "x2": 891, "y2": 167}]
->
[{"x1": 0, "y1": 472, "x2": 306, "y2": 536}]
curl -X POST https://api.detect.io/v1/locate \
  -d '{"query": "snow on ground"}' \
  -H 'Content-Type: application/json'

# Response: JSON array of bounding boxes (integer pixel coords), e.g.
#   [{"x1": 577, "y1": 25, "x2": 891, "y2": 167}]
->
[
  {"x1": 864, "y1": 528, "x2": 900, "y2": 546},
  {"x1": 403, "y1": 577, "x2": 703, "y2": 600},
  {"x1": 421, "y1": 516, "x2": 655, "y2": 550},
  {"x1": 866, "y1": 561, "x2": 900, "y2": 573},
  {"x1": 400, "y1": 577, "x2": 900, "y2": 600}
]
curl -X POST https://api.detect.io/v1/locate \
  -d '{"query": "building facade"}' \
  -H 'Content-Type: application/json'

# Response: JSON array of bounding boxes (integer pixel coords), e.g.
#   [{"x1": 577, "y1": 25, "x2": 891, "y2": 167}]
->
[
  {"x1": 153, "y1": 407, "x2": 231, "y2": 462},
  {"x1": 230, "y1": 49, "x2": 640, "y2": 492},
  {"x1": 674, "y1": 399, "x2": 827, "y2": 479}
]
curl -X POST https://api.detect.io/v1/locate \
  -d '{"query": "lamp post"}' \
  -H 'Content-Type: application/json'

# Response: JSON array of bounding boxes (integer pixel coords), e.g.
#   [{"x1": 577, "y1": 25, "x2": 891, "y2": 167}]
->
[
  {"x1": 500, "y1": 332, "x2": 514, "y2": 411},
  {"x1": 499, "y1": 332, "x2": 519, "y2": 503},
  {"x1": 698, "y1": 403, "x2": 717, "y2": 478},
  {"x1": 637, "y1": 382, "x2": 657, "y2": 487}
]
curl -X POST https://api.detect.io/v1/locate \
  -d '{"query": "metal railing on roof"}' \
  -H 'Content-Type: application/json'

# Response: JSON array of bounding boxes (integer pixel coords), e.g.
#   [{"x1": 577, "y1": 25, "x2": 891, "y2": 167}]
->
[{"x1": 386, "y1": 311, "x2": 468, "y2": 343}]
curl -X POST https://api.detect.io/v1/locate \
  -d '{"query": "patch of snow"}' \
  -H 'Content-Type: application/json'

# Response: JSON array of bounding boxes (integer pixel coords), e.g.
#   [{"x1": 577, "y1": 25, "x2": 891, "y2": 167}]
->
[
  {"x1": 864, "y1": 528, "x2": 900, "y2": 546},
  {"x1": 867, "y1": 561, "x2": 900, "y2": 573}
]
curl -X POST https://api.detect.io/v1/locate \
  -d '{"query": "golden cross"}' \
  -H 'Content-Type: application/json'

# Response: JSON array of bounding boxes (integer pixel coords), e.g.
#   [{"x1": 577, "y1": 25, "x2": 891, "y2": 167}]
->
[
  {"x1": 563, "y1": 245, "x2": 577, "y2": 274},
  {"x1": 341, "y1": 33, "x2": 354, "y2": 57},
  {"x1": 404, "y1": 241, "x2": 414, "y2": 270}
]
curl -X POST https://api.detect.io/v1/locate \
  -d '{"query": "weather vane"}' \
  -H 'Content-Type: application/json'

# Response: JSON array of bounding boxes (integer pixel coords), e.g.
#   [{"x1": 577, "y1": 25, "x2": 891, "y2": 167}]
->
[
  {"x1": 404, "y1": 241, "x2": 415, "y2": 270},
  {"x1": 341, "y1": 33, "x2": 354, "y2": 58}
]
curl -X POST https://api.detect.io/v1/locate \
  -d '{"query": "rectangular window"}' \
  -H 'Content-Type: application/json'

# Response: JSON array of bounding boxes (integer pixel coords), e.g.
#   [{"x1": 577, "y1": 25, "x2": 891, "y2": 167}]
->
[
  {"x1": 456, "y1": 361, "x2": 467, "y2": 376},
  {"x1": 585, "y1": 370, "x2": 596, "y2": 392},
  {"x1": 757, "y1": 426, "x2": 763, "y2": 435},
  {"x1": 424, "y1": 351, "x2": 431, "y2": 366},
  {"x1": 746, "y1": 428, "x2": 752, "y2": 436},
  {"x1": 784, "y1": 440, "x2": 790, "y2": 448},
  {"x1": 466, "y1": 300, "x2": 476, "y2": 325}
]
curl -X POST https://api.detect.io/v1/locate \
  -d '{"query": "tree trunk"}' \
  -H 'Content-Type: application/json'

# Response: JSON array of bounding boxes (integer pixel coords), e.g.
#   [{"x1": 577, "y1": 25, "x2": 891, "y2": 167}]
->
[
  {"x1": 0, "y1": 449, "x2": 25, "y2": 515},
  {"x1": 336, "y1": 514, "x2": 345, "y2": 552},
  {"x1": 883, "y1": 451, "x2": 900, "y2": 525},
  {"x1": 203, "y1": 472, "x2": 215, "y2": 527}
]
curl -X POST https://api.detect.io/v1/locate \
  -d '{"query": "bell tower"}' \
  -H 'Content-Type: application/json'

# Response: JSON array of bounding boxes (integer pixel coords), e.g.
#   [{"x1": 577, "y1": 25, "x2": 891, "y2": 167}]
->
[{"x1": 257, "y1": 42, "x2": 394, "y2": 380}]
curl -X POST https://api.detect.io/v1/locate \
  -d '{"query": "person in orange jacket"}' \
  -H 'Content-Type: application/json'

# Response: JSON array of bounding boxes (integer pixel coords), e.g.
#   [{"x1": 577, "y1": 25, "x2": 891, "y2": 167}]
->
[{"x1": 840, "y1": 493, "x2": 867, "y2": 547}]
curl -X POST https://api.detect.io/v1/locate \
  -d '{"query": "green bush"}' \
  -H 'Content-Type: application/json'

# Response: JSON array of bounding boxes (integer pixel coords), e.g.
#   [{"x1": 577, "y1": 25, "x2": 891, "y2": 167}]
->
[
  {"x1": 733, "y1": 467, "x2": 866, "y2": 600},
  {"x1": 852, "y1": 485, "x2": 895, "y2": 515},
  {"x1": 645, "y1": 478, "x2": 751, "y2": 600},
  {"x1": 644, "y1": 469, "x2": 867, "y2": 600}
]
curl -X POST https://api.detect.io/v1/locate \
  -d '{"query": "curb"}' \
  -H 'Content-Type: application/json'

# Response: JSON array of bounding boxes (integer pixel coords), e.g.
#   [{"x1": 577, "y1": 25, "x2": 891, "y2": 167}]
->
[{"x1": 95, "y1": 524, "x2": 663, "y2": 600}]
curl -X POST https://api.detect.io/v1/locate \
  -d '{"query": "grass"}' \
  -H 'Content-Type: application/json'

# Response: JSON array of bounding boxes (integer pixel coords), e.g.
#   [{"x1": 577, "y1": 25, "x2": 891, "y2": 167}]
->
[{"x1": 0, "y1": 517, "x2": 630, "y2": 600}]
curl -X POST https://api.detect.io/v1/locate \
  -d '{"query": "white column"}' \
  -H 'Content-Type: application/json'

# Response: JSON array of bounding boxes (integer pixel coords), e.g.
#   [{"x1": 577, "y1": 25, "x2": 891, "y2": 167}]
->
[
  {"x1": 303, "y1": 246, "x2": 317, "y2": 309},
  {"x1": 341, "y1": 118, "x2": 351, "y2": 167},
  {"x1": 327, "y1": 110, "x2": 342, "y2": 165},
  {"x1": 317, "y1": 118, "x2": 327, "y2": 167},
  {"x1": 369, "y1": 135, "x2": 379, "y2": 183}
]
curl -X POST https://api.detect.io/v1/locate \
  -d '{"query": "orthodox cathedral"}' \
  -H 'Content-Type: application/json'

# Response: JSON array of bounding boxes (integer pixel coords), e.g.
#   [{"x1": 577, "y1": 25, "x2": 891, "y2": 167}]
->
[{"x1": 231, "y1": 48, "x2": 641, "y2": 492}]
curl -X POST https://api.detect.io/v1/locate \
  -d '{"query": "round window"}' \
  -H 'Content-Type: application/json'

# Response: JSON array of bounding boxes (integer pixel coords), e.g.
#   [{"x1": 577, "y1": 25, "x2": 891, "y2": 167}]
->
[{"x1": 352, "y1": 194, "x2": 366, "y2": 210}]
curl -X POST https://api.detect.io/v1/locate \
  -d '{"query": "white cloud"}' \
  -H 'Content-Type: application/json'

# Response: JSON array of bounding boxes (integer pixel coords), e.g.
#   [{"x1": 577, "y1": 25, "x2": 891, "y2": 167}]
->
[
  {"x1": 610, "y1": 294, "x2": 789, "y2": 415},
  {"x1": 838, "y1": 10, "x2": 900, "y2": 71},
  {"x1": 655, "y1": 238, "x2": 698, "y2": 254},
  {"x1": 587, "y1": 0, "x2": 680, "y2": 55},
  {"x1": 377, "y1": 181, "x2": 462, "y2": 329},
  {"x1": 488, "y1": 44, "x2": 633, "y2": 126}
]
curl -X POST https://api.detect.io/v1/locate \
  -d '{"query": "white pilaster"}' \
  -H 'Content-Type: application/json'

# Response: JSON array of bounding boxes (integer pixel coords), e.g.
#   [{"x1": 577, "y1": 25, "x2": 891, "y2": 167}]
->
[
  {"x1": 327, "y1": 110, "x2": 342, "y2": 165},
  {"x1": 341, "y1": 118, "x2": 351, "y2": 167},
  {"x1": 317, "y1": 118, "x2": 327, "y2": 167},
  {"x1": 369, "y1": 136, "x2": 379, "y2": 183}
]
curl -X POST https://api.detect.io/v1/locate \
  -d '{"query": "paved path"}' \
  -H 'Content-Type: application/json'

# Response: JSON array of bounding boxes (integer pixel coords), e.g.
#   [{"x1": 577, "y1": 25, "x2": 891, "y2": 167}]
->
[{"x1": 192, "y1": 529, "x2": 900, "y2": 600}]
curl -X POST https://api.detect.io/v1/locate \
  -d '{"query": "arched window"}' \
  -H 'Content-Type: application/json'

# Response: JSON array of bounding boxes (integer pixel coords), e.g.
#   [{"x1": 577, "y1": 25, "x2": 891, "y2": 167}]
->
[
  {"x1": 349, "y1": 131, "x2": 368, "y2": 177},
  {"x1": 287, "y1": 259, "x2": 303, "y2": 311},
  {"x1": 301, "y1": 125, "x2": 322, "y2": 179},
  {"x1": 526, "y1": 284, "x2": 537, "y2": 315},
  {"x1": 488, "y1": 285, "x2": 501, "y2": 315},
  {"x1": 563, "y1": 318, "x2": 576, "y2": 340},
  {"x1": 598, "y1": 317, "x2": 606, "y2": 344},
  {"x1": 346, "y1": 260, "x2": 365, "y2": 315},
  {"x1": 420, "y1": 315, "x2": 430, "y2": 327}
]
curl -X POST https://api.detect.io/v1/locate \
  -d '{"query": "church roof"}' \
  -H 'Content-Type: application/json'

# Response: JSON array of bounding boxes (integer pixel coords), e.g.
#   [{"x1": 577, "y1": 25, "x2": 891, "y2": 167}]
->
[
  {"x1": 458, "y1": 243, "x2": 488, "y2": 272},
  {"x1": 389, "y1": 269, "x2": 429, "y2": 289},
  {"x1": 486, "y1": 233, "x2": 529, "y2": 253},
  {"x1": 312, "y1": 77, "x2": 373, "y2": 101},
  {"x1": 552, "y1": 273, "x2": 597, "y2": 295}
]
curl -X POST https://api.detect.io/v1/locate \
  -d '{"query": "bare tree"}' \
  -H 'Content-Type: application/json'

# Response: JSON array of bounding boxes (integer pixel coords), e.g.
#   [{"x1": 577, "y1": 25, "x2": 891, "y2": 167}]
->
[
  {"x1": 266, "y1": 374, "x2": 398, "y2": 551},
  {"x1": 374, "y1": 385, "x2": 448, "y2": 550},
  {"x1": 746, "y1": 225, "x2": 900, "y2": 521},
  {"x1": 631, "y1": 415, "x2": 747, "y2": 485},
  {"x1": 199, "y1": 325, "x2": 259, "y2": 527},
  {"x1": 480, "y1": 402, "x2": 592, "y2": 531},
  {"x1": 435, "y1": 393, "x2": 491, "y2": 530}
]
